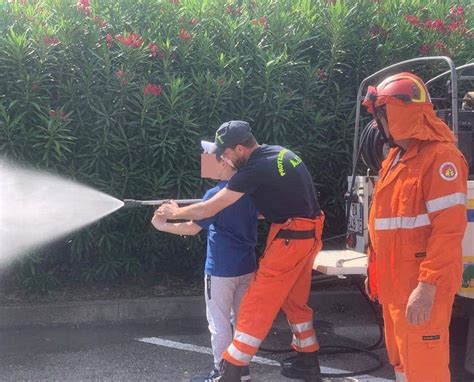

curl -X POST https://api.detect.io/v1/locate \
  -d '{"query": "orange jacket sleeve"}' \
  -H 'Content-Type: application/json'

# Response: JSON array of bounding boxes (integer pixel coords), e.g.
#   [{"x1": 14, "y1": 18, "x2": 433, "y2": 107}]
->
[{"x1": 418, "y1": 144, "x2": 468, "y2": 293}]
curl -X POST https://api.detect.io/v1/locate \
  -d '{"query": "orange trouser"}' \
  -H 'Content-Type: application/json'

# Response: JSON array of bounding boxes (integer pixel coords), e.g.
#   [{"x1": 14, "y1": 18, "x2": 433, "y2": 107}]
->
[
  {"x1": 222, "y1": 214, "x2": 324, "y2": 366},
  {"x1": 383, "y1": 292, "x2": 455, "y2": 382}
]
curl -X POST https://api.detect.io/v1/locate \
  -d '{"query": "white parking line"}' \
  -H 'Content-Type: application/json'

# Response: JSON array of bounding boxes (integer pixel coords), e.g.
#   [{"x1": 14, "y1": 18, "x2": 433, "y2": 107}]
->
[
  {"x1": 138, "y1": 337, "x2": 279, "y2": 366},
  {"x1": 137, "y1": 337, "x2": 393, "y2": 381}
]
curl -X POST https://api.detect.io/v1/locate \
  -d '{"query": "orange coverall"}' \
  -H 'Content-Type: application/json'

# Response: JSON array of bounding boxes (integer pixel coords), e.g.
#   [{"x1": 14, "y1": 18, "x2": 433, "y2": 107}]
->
[
  {"x1": 367, "y1": 100, "x2": 468, "y2": 381},
  {"x1": 222, "y1": 214, "x2": 324, "y2": 365}
]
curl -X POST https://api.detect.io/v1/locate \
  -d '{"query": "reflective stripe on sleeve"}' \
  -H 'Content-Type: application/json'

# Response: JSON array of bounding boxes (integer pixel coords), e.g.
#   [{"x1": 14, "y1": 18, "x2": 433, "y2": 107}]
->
[
  {"x1": 227, "y1": 343, "x2": 253, "y2": 364},
  {"x1": 291, "y1": 334, "x2": 318, "y2": 349},
  {"x1": 374, "y1": 214, "x2": 430, "y2": 230},
  {"x1": 289, "y1": 320, "x2": 313, "y2": 333},
  {"x1": 426, "y1": 192, "x2": 467, "y2": 213},
  {"x1": 234, "y1": 330, "x2": 262, "y2": 348}
]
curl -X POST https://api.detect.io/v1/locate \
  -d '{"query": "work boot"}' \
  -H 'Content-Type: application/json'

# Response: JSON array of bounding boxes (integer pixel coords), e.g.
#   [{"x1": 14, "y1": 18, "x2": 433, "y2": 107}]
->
[
  {"x1": 218, "y1": 359, "x2": 244, "y2": 382},
  {"x1": 280, "y1": 351, "x2": 322, "y2": 382},
  {"x1": 241, "y1": 365, "x2": 251, "y2": 382},
  {"x1": 190, "y1": 368, "x2": 220, "y2": 382}
]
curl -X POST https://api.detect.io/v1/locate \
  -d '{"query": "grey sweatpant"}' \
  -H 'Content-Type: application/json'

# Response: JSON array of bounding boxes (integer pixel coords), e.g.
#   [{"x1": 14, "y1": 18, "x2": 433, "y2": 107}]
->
[{"x1": 204, "y1": 272, "x2": 254, "y2": 369}]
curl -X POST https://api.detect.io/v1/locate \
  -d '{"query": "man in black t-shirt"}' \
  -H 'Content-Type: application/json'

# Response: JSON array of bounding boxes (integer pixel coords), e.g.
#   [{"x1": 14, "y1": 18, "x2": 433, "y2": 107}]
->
[{"x1": 157, "y1": 121, "x2": 325, "y2": 382}]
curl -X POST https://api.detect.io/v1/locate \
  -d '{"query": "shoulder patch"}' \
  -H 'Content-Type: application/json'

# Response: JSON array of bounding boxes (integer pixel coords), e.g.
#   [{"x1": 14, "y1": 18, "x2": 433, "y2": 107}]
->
[{"x1": 439, "y1": 161, "x2": 458, "y2": 181}]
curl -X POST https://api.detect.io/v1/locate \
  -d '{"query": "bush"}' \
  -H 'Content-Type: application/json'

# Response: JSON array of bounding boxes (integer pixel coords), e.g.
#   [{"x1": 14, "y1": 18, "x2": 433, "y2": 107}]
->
[{"x1": 0, "y1": 0, "x2": 473, "y2": 291}]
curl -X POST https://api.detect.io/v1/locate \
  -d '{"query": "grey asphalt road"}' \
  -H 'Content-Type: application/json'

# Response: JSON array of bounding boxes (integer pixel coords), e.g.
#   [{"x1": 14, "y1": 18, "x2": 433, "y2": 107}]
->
[{"x1": 0, "y1": 305, "x2": 471, "y2": 381}]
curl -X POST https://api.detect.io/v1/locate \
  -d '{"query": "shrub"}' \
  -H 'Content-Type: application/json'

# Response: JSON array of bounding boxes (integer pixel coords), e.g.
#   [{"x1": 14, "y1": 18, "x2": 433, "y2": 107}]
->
[{"x1": 0, "y1": 0, "x2": 472, "y2": 291}]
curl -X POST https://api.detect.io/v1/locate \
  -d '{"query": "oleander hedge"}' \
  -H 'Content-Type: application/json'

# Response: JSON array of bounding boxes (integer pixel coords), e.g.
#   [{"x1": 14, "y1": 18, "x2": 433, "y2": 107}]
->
[{"x1": 0, "y1": 0, "x2": 472, "y2": 291}]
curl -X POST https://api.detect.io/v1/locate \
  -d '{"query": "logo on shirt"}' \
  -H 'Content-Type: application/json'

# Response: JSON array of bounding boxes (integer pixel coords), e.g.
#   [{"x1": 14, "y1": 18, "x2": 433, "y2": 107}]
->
[
  {"x1": 277, "y1": 149, "x2": 302, "y2": 177},
  {"x1": 439, "y1": 162, "x2": 458, "y2": 181}
]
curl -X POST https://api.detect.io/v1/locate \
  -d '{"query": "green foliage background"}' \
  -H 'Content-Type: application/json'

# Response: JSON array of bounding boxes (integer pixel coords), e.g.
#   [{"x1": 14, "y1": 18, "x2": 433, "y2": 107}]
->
[{"x1": 0, "y1": 0, "x2": 472, "y2": 291}]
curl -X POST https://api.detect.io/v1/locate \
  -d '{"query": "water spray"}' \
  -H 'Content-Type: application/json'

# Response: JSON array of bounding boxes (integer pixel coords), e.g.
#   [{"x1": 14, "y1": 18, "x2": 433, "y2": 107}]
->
[{"x1": 122, "y1": 199, "x2": 202, "y2": 208}]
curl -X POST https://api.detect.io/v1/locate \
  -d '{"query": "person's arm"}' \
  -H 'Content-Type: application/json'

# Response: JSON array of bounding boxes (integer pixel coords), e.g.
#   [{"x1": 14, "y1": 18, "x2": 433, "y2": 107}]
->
[
  {"x1": 406, "y1": 147, "x2": 468, "y2": 325},
  {"x1": 151, "y1": 213, "x2": 202, "y2": 236},
  {"x1": 157, "y1": 188, "x2": 244, "y2": 221}
]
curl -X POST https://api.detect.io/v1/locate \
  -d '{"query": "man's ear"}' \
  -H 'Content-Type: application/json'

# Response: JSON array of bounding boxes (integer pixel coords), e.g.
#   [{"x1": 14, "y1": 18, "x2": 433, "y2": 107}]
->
[{"x1": 235, "y1": 144, "x2": 246, "y2": 154}]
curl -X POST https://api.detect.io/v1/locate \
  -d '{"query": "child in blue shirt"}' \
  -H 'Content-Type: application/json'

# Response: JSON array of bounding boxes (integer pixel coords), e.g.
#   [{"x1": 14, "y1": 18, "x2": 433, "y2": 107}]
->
[{"x1": 152, "y1": 144, "x2": 258, "y2": 382}]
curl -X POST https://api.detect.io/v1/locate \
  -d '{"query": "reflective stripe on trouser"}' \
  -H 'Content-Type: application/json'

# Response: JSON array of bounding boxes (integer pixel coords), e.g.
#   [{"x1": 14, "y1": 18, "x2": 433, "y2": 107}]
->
[
  {"x1": 382, "y1": 292, "x2": 454, "y2": 382},
  {"x1": 222, "y1": 214, "x2": 324, "y2": 366},
  {"x1": 289, "y1": 320, "x2": 318, "y2": 352}
]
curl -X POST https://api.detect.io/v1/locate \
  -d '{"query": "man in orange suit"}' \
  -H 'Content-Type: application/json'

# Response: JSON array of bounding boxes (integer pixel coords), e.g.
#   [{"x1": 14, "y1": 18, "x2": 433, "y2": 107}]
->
[
  {"x1": 363, "y1": 72, "x2": 468, "y2": 382},
  {"x1": 157, "y1": 120, "x2": 324, "y2": 381}
]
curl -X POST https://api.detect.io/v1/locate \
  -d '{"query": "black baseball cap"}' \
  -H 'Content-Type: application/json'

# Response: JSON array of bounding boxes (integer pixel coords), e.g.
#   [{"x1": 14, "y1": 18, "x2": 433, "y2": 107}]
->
[{"x1": 202, "y1": 120, "x2": 253, "y2": 156}]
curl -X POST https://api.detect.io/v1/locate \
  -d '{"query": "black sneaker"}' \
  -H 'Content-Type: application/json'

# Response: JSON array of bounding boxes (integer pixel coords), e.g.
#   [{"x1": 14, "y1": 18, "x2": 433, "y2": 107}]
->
[
  {"x1": 190, "y1": 368, "x2": 220, "y2": 382},
  {"x1": 281, "y1": 351, "x2": 322, "y2": 382},
  {"x1": 241, "y1": 365, "x2": 251, "y2": 382}
]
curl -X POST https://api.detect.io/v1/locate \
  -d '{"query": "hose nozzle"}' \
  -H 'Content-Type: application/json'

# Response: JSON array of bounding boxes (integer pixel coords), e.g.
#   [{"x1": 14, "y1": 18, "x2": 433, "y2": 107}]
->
[{"x1": 122, "y1": 199, "x2": 143, "y2": 208}]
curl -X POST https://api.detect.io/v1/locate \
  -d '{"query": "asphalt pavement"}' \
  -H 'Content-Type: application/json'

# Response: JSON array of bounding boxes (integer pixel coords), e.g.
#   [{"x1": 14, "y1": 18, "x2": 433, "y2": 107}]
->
[{"x1": 0, "y1": 291, "x2": 472, "y2": 381}]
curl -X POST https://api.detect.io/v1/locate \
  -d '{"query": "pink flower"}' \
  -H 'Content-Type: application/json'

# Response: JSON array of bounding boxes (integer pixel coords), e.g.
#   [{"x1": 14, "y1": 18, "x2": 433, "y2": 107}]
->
[
  {"x1": 404, "y1": 15, "x2": 420, "y2": 26},
  {"x1": 105, "y1": 33, "x2": 114, "y2": 48},
  {"x1": 419, "y1": 43, "x2": 431, "y2": 55},
  {"x1": 115, "y1": 70, "x2": 128, "y2": 85},
  {"x1": 218, "y1": 78, "x2": 225, "y2": 86},
  {"x1": 447, "y1": 19, "x2": 465, "y2": 33},
  {"x1": 251, "y1": 16, "x2": 267, "y2": 27},
  {"x1": 76, "y1": 0, "x2": 91, "y2": 16},
  {"x1": 190, "y1": 17, "x2": 199, "y2": 25},
  {"x1": 170, "y1": 0, "x2": 179, "y2": 4},
  {"x1": 116, "y1": 33, "x2": 143, "y2": 47},
  {"x1": 144, "y1": 83, "x2": 163, "y2": 97},
  {"x1": 43, "y1": 36, "x2": 60, "y2": 45},
  {"x1": 449, "y1": 5, "x2": 464, "y2": 18},
  {"x1": 179, "y1": 29, "x2": 192, "y2": 40},
  {"x1": 424, "y1": 18, "x2": 445, "y2": 33},
  {"x1": 225, "y1": 4, "x2": 241, "y2": 16},
  {"x1": 158, "y1": 51, "x2": 166, "y2": 60},
  {"x1": 148, "y1": 43, "x2": 159, "y2": 57},
  {"x1": 49, "y1": 110, "x2": 66, "y2": 121},
  {"x1": 316, "y1": 68, "x2": 328, "y2": 81},
  {"x1": 434, "y1": 40, "x2": 449, "y2": 54}
]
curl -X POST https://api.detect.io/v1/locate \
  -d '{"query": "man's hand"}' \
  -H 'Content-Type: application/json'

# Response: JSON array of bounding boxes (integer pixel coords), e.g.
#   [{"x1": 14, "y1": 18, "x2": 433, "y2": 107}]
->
[
  {"x1": 157, "y1": 200, "x2": 179, "y2": 219},
  {"x1": 406, "y1": 282, "x2": 436, "y2": 325}
]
